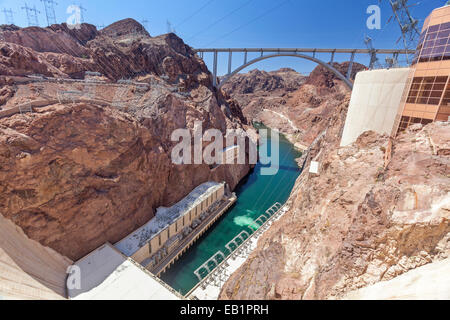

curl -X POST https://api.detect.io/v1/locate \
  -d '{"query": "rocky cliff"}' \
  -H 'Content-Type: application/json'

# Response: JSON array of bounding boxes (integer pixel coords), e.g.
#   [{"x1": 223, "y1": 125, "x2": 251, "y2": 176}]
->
[
  {"x1": 220, "y1": 94, "x2": 450, "y2": 299},
  {"x1": 222, "y1": 63, "x2": 365, "y2": 149},
  {"x1": 0, "y1": 19, "x2": 251, "y2": 262}
]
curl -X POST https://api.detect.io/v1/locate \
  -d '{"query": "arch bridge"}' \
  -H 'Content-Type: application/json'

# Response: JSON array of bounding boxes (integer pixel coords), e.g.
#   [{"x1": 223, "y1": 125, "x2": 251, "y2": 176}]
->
[{"x1": 194, "y1": 48, "x2": 415, "y2": 91}]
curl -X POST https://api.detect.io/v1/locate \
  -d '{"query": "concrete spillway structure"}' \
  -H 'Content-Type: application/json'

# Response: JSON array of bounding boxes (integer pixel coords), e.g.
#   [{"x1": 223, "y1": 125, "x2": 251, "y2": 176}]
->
[{"x1": 0, "y1": 213, "x2": 72, "y2": 300}]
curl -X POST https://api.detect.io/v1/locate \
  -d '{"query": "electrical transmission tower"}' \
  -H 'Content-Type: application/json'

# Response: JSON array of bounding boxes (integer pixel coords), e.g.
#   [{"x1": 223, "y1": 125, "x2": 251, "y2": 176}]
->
[
  {"x1": 385, "y1": 0, "x2": 420, "y2": 64},
  {"x1": 79, "y1": 4, "x2": 87, "y2": 23},
  {"x1": 141, "y1": 19, "x2": 149, "y2": 30},
  {"x1": 21, "y1": 4, "x2": 40, "y2": 27},
  {"x1": 167, "y1": 20, "x2": 176, "y2": 34},
  {"x1": 364, "y1": 35, "x2": 381, "y2": 69},
  {"x1": 41, "y1": 0, "x2": 57, "y2": 26},
  {"x1": 2, "y1": 9, "x2": 14, "y2": 25}
]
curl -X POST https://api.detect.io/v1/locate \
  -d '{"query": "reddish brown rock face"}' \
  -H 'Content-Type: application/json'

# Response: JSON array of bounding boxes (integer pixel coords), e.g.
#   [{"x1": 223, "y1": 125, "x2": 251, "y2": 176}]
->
[
  {"x1": 0, "y1": 19, "x2": 211, "y2": 82},
  {"x1": 221, "y1": 63, "x2": 365, "y2": 149},
  {"x1": 0, "y1": 20, "x2": 251, "y2": 261},
  {"x1": 220, "y1": 98, "x2": 450, "y2": 300}
]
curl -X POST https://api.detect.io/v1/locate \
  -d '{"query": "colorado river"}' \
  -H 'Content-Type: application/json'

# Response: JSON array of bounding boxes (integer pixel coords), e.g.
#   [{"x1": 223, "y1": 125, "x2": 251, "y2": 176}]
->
[{"x1": 160, "y1": 124, "x2": 302, "y2": 295}]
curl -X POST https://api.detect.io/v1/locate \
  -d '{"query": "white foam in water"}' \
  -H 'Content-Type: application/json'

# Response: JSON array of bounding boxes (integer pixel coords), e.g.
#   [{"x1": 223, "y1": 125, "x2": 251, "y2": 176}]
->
[{"x1": 233, "y1": 216, "x2": 260, "y2": 229}]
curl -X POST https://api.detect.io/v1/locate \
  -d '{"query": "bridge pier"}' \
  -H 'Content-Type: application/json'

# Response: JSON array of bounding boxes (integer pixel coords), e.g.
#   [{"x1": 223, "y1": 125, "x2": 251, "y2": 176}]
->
[
  {"x1": 369, "y1": 50, "x2": 378, "y2": 69},
  {"x1": 228, "y1": 51, "x2": 232, "y2": 75},
  {"x1": 346, "y1": 51, "x2": 356, "y2": 80},
  {"x1": 330, "y1": 50, "x2": 335, "y2": 64},
  {"x1": 213, "y1": 50, "x2": 218, "y2": 88}
]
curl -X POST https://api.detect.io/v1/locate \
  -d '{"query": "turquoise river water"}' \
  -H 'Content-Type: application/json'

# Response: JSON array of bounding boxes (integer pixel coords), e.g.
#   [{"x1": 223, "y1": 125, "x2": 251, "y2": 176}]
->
[{"x1": 160, "y1": 125, "x2": 302, "y2": 295}]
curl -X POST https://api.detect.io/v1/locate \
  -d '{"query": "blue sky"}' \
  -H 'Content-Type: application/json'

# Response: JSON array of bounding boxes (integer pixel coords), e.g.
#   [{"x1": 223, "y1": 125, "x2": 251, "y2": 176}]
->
[{"x1": 0, "y1": 0, "x2": 446, "y2": 75}]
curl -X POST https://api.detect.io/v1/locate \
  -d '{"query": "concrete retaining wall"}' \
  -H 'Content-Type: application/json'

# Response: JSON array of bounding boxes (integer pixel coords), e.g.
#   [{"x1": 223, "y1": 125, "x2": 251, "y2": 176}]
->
[{"x1": 340, "y1": 68, "x2": 411, "y2": 147}]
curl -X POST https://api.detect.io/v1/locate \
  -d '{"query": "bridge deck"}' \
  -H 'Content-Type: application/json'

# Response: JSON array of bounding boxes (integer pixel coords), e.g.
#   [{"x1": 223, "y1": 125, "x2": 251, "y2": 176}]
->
[
  {"x1": 194, "y1": 48, "x2": 414, "y2": 89},
  {"x1": 195, "y1": 48, "x2": 415, "y2": 54}
]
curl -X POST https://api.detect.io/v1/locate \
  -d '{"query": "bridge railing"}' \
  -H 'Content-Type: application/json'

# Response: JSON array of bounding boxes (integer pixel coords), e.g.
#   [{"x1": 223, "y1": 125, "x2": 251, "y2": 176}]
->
[
  {"x1": 194, "y1": 48, "x2": 415, "y2": 89},
  {"x1": 187, "y1": 202, "x2": 287, "y2": 297}
]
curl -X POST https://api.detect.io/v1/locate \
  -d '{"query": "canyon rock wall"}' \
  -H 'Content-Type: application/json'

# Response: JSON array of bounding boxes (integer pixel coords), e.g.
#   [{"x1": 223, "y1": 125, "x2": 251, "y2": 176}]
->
[
  {"x1": 220, "y1": 96, "x2": 449, "y2": 300},
  {"x1": 221, "y1": 60, "x2": 449, "y2": 300},
  {"x1": 222, "y1": 63, "x2": 365, "y2": 149},
  {"x1": 0, "y1": 20, "x2": 251, "y2": 262}
]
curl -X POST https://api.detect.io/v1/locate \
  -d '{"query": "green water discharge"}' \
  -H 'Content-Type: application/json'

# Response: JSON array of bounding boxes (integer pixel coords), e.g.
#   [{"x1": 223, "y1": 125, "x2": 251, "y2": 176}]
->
[{"x1": 160, "y1": 125, "x2": 303, "y2": 295}]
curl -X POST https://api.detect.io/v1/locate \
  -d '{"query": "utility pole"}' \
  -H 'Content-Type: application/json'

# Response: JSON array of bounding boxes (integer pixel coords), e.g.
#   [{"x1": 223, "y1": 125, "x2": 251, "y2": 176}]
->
[
  {"x1": 41, "y1": 0, "x2": 57, "y2": 26},
  {"x1": 2, "y1": 9, "x2": 14, "y2": 25},
  {"x1": 21, "y1": 4, "x2": 40, "y2": 27}
]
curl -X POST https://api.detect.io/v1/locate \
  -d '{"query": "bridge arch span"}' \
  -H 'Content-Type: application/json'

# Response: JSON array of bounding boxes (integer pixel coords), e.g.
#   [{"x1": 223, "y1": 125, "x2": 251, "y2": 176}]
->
[{"x1": 217, "y1": 53, "x2": 354, "y2": 90}]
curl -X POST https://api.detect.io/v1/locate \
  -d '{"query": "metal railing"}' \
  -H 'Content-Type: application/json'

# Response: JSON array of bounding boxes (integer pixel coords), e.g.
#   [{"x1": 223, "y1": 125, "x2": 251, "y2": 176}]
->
[{"x1": 187, "y1": 202, "x2": 287, "y2": 297}]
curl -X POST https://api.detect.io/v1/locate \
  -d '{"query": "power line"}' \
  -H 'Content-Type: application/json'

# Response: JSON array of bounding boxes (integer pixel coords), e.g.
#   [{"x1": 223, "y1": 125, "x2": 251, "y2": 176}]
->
[
  {"x1": 386, "y1": 0, "x2": 421, "y2": 64},
  {"x1": 364, "y1": 35, "x2": 381, "y2": 69},
  {"x1": 187, "y1": 0, "x2": 254, "y2": 42},
  {"x1": 203, "y1": 0, "x2": 290, "y2": 47},
  {"x1": 41, "y1": 0, "x2": 58, "y2": 26},
  {"x1": 175, "y1": 0, "x2": 215, "y2": 29},
  {"x1": 2, "y1": 9, "x2": 14, "y2": 25},
  {"x1": 21, "y1": 3, "x2": 40, "y2": 27}
]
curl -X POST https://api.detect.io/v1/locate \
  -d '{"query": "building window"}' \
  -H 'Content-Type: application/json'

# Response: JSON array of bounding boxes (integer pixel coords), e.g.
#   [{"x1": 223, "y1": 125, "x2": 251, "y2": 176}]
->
[
  {"x1": 437, "y1": 83, "x2": 450, "y2": 121},
  {"x1": 415, "y1": 22, "x2": 450, "y2": 64},
  {"x1": 158, "y1": 234, "x2": 161, "y2": 246},
  {"x1": 441, "y1": 83, "x2": 450, "y2": 106},
  {"x1": 407, "y1": 76, "x2": 448, "y2": 105},
  {"x1": 398, "y1": 116, "x2": 433, "y2": 134}
]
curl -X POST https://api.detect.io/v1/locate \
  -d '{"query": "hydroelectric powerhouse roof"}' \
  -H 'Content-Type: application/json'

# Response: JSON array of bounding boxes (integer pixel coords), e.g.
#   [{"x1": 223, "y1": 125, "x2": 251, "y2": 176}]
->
[{"x1": 114, "y1": 181, "x2": 224, "y2": 257}]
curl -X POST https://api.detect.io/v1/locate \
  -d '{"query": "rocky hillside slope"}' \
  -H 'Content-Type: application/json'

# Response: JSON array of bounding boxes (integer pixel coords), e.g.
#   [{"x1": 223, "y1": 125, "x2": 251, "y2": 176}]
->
[
  {"x1": 0, "y1": 19, "x2": 251, "y2": 262},
  {"x1": 220, "y1": 94, "x2": 450, "y2": 299},
  {"x1": 221, "y1": 63, "x2": 365, "y2": 149}
]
